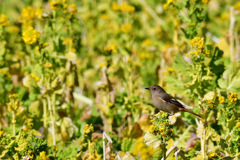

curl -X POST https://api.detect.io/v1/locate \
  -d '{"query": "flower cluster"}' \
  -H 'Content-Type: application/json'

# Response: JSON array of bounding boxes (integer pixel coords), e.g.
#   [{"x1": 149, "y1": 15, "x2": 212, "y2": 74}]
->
[
  {"x1": 202, "y1": 0, "x2": 210, "y2": 4},
  {"x1": 132, "y1": 138, "x2": 154, "y2": 159},
  {"x1": 105, "y1": 44, "x2": 117, "y2": 53},
  {"x1": 236, "y1": 122, "x2": 240, "y2": 127},
  {"x1": 208, "y1": 152, "x2": 218, "y2": 159},
  {"x1": 112, "y1": 2, "x2": 135, "y2": 13},
  {"x1": 218, "y1": 96, "x2": 225, "y2": 104},
  {"x1": 21, "y1": 6, "x2": 42, "y2": 26},
  {"x1": 68, "y1": 4, "x2": 78, "y2": 15},
  {"x1": 149, "y1": 112, "x2": 174, "y2": 139},
  {"x1": 22, "y1": 26, "x2": 39, "y2": 44},
  {"x1": 50, "y1": 0, "x2": 63, "y2": 10},
  {"x1": 228, "y1": 92, "x2": 238, "y2": 104},
  {"x1": 121, "y1": 24, "x2": 132, "y2": 33},
  {"x1": 163, "y1": 0, "x2": 174, "y2": 10},
  {"x1": 31, "y1": 73, "x2": 40, "y2": 82},
  {"x1": 0, "y1": 14, "x2": 9, "y2": 26},
  {"x1": 83, "y1": 124, "x2": 94, "y2": 134},
  {"x1": 189, "y1": 37, "x2": 204, "y2": 48},
  {"x1": 187, "y1": 37, "x2": 210, "y2": 57}
]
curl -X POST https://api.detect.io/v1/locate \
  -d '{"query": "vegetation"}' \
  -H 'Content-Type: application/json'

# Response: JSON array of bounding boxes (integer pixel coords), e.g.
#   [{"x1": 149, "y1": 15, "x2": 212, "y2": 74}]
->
[{"x1": 0, "y1": 0, "x2": 240, "y2": 159}]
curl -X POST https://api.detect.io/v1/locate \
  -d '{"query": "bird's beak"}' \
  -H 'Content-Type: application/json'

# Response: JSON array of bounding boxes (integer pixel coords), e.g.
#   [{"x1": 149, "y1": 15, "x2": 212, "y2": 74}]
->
[{"x1": 145, "y1": 87, "x2": 149, "y2": 90}]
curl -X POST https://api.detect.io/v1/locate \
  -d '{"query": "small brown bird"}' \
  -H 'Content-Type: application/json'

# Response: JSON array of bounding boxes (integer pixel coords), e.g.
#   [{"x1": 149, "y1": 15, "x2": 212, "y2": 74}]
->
[{"x1": 145, "y1": 85, "x2": 201, "y2": 118}]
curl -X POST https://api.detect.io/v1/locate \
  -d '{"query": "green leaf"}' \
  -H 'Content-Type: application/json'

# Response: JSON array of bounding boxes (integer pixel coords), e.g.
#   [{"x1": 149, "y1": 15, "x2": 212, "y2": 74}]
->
[{"x1": 121, "y1": 138, "x2": 136, "y2": 152}]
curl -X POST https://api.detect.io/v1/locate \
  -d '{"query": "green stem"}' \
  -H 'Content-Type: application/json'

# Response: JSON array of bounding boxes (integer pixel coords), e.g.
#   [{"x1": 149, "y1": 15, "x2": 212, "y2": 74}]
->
[
  {"x1": 12, "y1": 111, "x2": 16, "y2": 136},
  {"x1": 47, "y1": 96, "x2": 56, "y2": 146},
  {"x1": 162, "y1": 140, "x2": 167, "y2": 160},
  {"x1": 43, "y1": 99, "x2": 47, "y2": 128},
  {"x1": 201, "y1": 121, "x2": 206, "y2": 159}
]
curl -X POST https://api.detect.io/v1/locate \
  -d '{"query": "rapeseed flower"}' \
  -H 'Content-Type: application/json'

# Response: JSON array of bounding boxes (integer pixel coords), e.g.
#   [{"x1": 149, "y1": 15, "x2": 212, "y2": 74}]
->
[
  {"x1": 218, "y1": 96, "x2": 225, "y2": 104},
  {"x1": 202, "y1": 0, "x2": 210, "y2": 4},
  {"x1": 83, "y1": 124, "x2": 94, "y2": 134},
  {"x1": 121, "y1": 24, "x2": 132, "y2": 33},
  {"x1": 228, "y1": 92, "x2": 238, "y2": 104},
  {"x1": 236, "y1": 122, "x2": 240, "y2": 127},
  {"x1": 190, "y1": 37, "x2": 204, "y2": 49},
  {"x1": 40, "y1": 151, "x2": 49, "y2": 160},
  {"x1": 68, "y1": 4, "x2": 78, "y2": 15},
  {"x1": 44, "y1": 62, "x2": 53, "y2": 68},
  {"x1": 21, "y1": 6, "x2": 35, "y2": 21},
  {"x1": 50, "y1": 0, "x2": 62, "y2": 10},
  {"x1": 139, "y1": 53, "x2": 152, "y2": 59},
  {"x1": 163, "y1": 0, "x2": 173, "y2": 10},
  {"x1": 0, "y1": 131, "x2": 3, "y2": 138},
  {"x1": 22, "y1": 27, "x2": 39, "y2": 44},
  {"x1": 105, "y1": 44, "x2": 117, "y2": 53},
  {"x1": 208, "y1": 152, "x2": 217, "y2": 158},
  {"x1": 112, "y1": 2, "x2": 135, "y2": 13},
  {"x1": 0, "y1": 14, "x2": 9, "y2": 26},
  {"x1": 31, "y1": 73, "x2": 40, "y2": 82}
]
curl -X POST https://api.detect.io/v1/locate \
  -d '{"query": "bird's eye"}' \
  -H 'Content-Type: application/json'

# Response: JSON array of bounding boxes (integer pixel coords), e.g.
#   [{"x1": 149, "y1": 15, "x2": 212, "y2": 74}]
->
[{"x1": 153, "y1": 88, "x2": 156, "y2": 90}]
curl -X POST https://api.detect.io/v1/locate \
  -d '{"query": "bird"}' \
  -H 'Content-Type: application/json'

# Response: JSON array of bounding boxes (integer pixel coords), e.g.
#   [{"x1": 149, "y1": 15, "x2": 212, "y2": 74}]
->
[{"x1": 145, "y1": 85, "x2": 201, "y2": 118}]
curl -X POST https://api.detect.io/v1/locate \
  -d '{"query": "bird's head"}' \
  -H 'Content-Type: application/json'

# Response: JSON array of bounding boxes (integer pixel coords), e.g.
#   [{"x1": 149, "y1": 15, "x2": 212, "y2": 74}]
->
[{"x1": 145, "y1": 85, "x2": 166, "y2": 95}]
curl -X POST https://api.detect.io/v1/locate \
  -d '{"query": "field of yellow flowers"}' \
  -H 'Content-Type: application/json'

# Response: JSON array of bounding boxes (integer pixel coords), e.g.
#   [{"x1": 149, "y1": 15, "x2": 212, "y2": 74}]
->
[{"x1": 0, "y1": 0, "x2": 240, "y2": 159}]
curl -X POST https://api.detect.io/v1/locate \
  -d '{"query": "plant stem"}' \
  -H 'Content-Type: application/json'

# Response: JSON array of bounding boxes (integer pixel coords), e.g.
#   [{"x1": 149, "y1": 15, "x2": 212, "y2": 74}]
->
[
  {"x1": 43, "y1": 98, "x2": 47, "y2": 128},
  {"x1": 47, "y1": 96, "x2": 56, "y2": 146},
  {"x1": 12, "y1": 111, "x2": 16, "y2": 136},
  {"x1": 201, "y1": 121, "x2": 206, "y2": 159},
  {"x1": 162, "y1": 140, "x2": 167, "y2": 160}
]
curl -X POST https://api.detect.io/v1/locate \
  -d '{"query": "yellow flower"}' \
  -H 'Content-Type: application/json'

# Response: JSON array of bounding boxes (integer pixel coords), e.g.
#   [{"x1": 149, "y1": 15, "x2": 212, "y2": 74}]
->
[
  {"x1": 205, "y1": 50, "x2": 210, "y2": 56},
  {"x1": 121, "y1": 24, "x2": 132, "y2": 33},
  {"x1": 0, "y1": 14, "x2": 9, "y2": 26},
  {"x1": 105, "y1": 44, "x2": 117, "y2": 53},
  {"x1": 141, "y1": 39, "x2": 151, "y2": 47},
  {"x1": 189, "y1": 37, "x2": 204, "y2": 49},
  {"x1": 202, "y1": 0, "x2": 210, "y2": 4},
  {"x1": 234, "y1": 2, "x2": 240, "y2": 10},
  {"x1": 44, "y1": 62, "x2": 53, "y2": 68},
  {"x1": 35, "y1": 7, "x2": 43, "y2": 19},
  {"x1": 112, "y1": 2, "x2": 135, "y2": 13},
  {"x1": 218, "y1": 96, "x2": 225, "y2": 104},
  {"x1": 189, "y1": 50, "x2": 200, "y2": 56},
  {"x1": 112, "y1": 3, "x2": 119, "y2": 11},
  {"x1": 159, "y1": 127, "x2": 165, "y2": 132},
  {"x1": 0, "y1": 131, "x2": 4, "y2": 138},
  {"x1": 139, "y1": 53, "x2": 152, "y2": 59},
  {"x1": 22, "y1": 27, "x2": 39, "y2": 44},
  {"x1": 228, "y1": 92, "x2": 238, "y2": 103},
  {"x1": 21, "y1": 6, "x2": 36, "y2": 21},
  {"x1": 40, "y1": 151, "x2": 49, "y2": 160},
  {"x1": 107, "y1": 102, "x2": 113, "y2": 107},
  {"x1": 83, "y1": 124, "x2": 94, "y2": 134},
  {"x1": 163, "y1": 0, "x2": 173, "y2": 10},
  {"x1": 31, "y1": 73, "x2": 40, "y2": 82},
  {"x1": 68, "y1": 4, "x2": 78, "y2": 15},
  {"x1": 50, "y1": 0, "x2": 62, "y2": 10},
  {"x1": 149, "y1": 125, "x2": 155, "y2": 133},
  {"x1": 166, "y1": 67, "x2": 174, "y2": 73},
  {"x1": 120, "y1": 2, "x2": 135, "y2": 13},
  {"x1": 236, "y1": 122, "x2": 240, "y2": 127},
  {"x1": 208, "y1": 152, "x2": 217, "y2": 158}
]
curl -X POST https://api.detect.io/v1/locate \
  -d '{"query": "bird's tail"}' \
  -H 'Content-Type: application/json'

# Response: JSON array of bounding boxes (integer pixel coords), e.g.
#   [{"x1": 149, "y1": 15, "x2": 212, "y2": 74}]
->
[{"x1": 179, "y1": 107, "x2": 202, "y2": 119}]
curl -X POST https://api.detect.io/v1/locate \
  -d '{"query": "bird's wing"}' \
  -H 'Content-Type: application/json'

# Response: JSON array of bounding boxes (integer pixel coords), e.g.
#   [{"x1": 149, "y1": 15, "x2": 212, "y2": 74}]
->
[{"x1": 160, "y1": 93, "x2": 185, "y2": 109}]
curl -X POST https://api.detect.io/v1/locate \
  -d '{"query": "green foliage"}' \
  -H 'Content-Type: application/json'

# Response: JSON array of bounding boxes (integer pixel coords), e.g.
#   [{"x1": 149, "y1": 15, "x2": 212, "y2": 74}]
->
[{"x1": 0, "y1": 0, "x2": 240, "y2": 159}]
